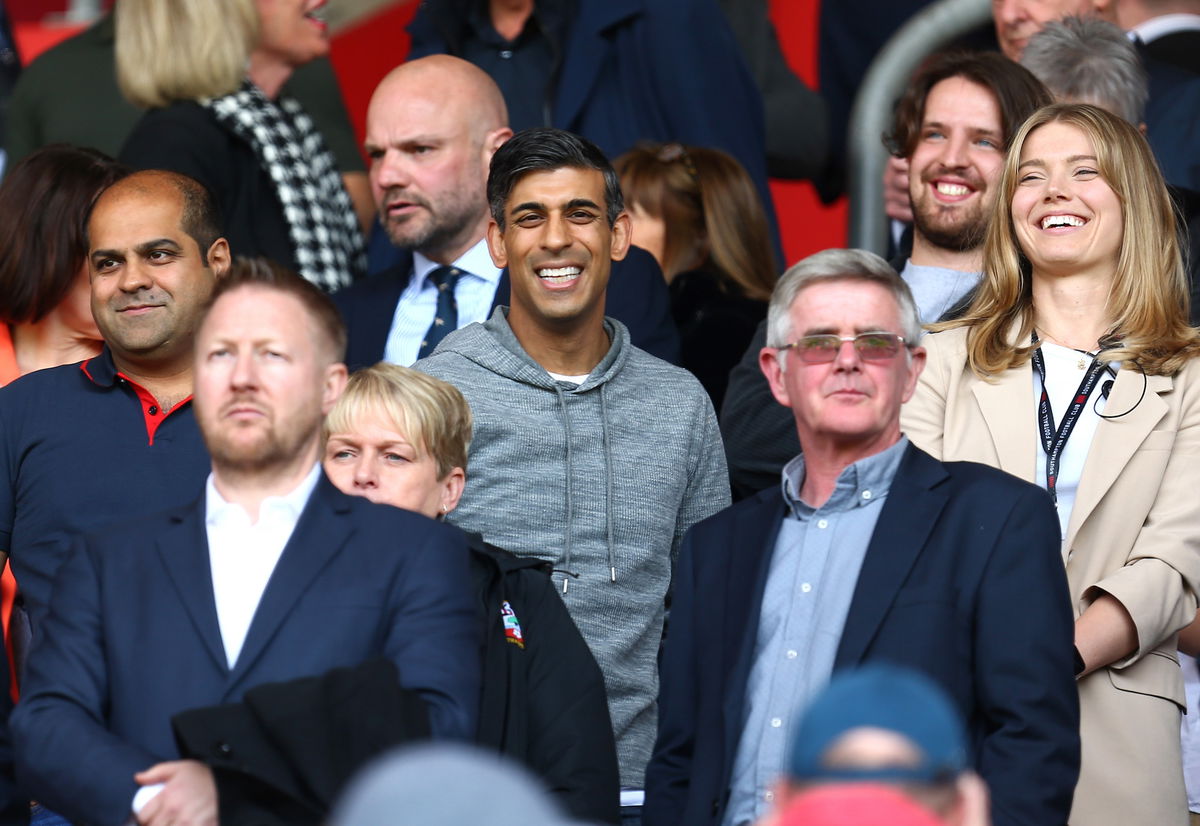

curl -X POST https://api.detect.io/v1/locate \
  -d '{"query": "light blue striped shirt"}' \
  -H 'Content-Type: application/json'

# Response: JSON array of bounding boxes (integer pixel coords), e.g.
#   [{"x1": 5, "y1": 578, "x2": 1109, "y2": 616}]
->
[
  {"x1": 723, "y1": 437, "x2": 908, "y2": 826},
  {"x1": 382, "y1": 239, "x2": 503, "y2": 366}
]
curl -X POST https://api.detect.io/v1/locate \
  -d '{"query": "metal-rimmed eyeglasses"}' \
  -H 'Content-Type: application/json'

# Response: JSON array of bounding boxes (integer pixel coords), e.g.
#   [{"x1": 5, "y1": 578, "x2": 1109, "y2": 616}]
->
[{"x1": 778, "y1": 332, "x2": 909, "y2": 363}]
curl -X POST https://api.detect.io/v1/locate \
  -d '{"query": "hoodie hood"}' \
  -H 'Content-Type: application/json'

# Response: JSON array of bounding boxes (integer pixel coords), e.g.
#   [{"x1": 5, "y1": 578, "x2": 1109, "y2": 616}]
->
[{"x1": 431, "y1": 307, "x2": 632, "y2": 393}]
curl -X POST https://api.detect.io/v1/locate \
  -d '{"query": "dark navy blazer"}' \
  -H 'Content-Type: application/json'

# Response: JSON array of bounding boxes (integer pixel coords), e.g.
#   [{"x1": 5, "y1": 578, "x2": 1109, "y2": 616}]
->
[
  {"x1": 1137, "y1": 42, "x2": 1200, "y2": 193},
  {"x1": 336, "y1": 244, "x2": 680, "y2": 371},
  {"x1": 11, "y1": 476, "x2": 480, "y2": 826},
  {"x1": 643, "y1": 445, "x2": 1080, "y2": 826}
]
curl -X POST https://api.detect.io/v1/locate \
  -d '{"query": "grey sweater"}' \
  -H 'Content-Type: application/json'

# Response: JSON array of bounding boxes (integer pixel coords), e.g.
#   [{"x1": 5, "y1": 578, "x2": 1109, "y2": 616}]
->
[{"x1": 416, "y1": 308, "x2": 731, "y2": 789}]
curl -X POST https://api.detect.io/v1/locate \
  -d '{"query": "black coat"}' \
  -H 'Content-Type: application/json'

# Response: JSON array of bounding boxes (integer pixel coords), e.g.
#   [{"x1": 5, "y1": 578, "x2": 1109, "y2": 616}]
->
[
  {"x1": 172, "y1": 658, "x2": 432, "y2": 826},
  {"x1": 668, "y1": 268, "x2": 766, "y2": 412},
  {"x1": 468, "y1": 534, "x2": 620, "y2": 824},
  {"x1": 120, "y1": 102, "x2": 298, "y2": 275}
]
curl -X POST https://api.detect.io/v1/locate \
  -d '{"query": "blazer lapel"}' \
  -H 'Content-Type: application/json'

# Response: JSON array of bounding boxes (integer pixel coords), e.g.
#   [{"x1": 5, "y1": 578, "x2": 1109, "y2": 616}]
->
[
  {"x1": 226, "y1": 478, "x2": 354, "y2": 691},
  {"x1": 156, "y1": 500, "x2": 229, "y2": 675},
  {"x1": 1066, "y1": 369, "x2": 1171, "y2": 547},
  {"x1": 361, "y1": 255, "x2": 412, "y2": 366},
  {"x1": 553, "y1": 0, "x2": 641, "y2": 129},
  {"x1": 971, "y1": 362, "x2": 1038, "y2": 481},
  {"x1": 721, "y1": 492, "x2": 785, "y2": 763},
  {"x1": 836, "y1": 447, "x2": 950, "y2": 668}
]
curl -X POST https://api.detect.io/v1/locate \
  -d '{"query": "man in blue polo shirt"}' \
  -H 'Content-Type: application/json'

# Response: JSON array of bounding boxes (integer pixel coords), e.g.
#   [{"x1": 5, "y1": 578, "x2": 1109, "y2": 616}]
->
[{"x1": 0, "y1": 169, "x2": 230, "y2": 631}]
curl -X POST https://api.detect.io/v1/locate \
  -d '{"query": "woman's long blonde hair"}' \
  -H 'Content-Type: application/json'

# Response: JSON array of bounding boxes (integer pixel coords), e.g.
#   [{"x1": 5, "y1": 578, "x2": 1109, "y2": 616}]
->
[
  {"x1": 935, "y1": 102, "x2": 1200, "y2": 377},
  {"x1": 116, "y1": 0, "x2": 258, "y2": 108}
]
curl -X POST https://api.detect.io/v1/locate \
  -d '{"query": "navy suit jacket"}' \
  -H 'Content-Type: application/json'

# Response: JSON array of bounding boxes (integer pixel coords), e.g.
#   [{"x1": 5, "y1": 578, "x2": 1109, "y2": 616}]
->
[
  {"x1": 11, "y1": 475, "x2": 480, "y2": 826},
  {"x1": 643, "y1": 445, "x2": 1080, "y2": 826},
  {"x1": 336, "y1": 244, "x2": 680, "y2": 370},
  {"x1": 1138, "y1": 42, "x2": 1200, "y2": 193},
  {"x1": 1143, "y1": 29, "x2": 1200, "y2": 75}
]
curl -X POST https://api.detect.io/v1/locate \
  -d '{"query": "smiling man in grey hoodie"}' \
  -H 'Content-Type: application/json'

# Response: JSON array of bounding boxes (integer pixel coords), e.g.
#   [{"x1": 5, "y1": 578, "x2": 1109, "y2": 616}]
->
[{"x1": 415, "y1": 127, "x2": 730, "y2": 823}]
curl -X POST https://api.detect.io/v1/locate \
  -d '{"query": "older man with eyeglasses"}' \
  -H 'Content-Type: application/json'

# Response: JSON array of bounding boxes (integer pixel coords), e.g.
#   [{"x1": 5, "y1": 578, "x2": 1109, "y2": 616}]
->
[{"x1": 643, "y1": 248, "x2": 1081, "y2": 826}]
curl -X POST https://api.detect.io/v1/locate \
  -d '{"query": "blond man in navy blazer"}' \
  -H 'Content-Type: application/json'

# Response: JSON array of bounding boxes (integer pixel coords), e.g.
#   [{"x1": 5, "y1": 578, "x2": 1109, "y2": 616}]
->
[{"x1": 12, "y1": 262, "x2": 478, "y2": 826}]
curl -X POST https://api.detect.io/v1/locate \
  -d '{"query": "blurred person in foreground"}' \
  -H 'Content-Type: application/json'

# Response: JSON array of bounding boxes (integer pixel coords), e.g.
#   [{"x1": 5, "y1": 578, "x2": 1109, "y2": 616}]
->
[
  {"x1": 332, "y1": 743, "x2": 586, "y2": 826},
  {"x1": 758, "y1": 665, "x2": 989, "y2": 826}
]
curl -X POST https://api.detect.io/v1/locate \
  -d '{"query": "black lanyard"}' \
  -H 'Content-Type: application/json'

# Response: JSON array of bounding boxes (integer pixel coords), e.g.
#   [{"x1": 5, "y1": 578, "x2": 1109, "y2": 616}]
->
[{"x1": 1030, "y1": 333, "x2": 1113, "y2": 505}]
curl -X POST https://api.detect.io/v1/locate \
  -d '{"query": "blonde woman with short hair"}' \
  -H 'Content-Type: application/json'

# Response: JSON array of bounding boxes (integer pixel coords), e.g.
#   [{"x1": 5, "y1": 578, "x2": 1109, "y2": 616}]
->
[
  {"x1": 323, "y1": 363, "x2": 620, "y2": 824},
  {"x1": 903, "y1": 102, "x2": 1200, "y2": 826}
]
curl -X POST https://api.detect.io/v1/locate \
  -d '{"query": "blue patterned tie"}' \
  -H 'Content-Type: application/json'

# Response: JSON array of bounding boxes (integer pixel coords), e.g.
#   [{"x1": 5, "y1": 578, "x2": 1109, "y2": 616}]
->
[{"x1": 418, "y1": 266, "x2": 463, "y2": 359}]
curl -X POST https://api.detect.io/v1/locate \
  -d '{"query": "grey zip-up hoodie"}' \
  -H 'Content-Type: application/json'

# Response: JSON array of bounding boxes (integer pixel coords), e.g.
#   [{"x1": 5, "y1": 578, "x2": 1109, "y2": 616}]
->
[{"x1": 416, "y1": 308, "x2": 730, "y2": 789}]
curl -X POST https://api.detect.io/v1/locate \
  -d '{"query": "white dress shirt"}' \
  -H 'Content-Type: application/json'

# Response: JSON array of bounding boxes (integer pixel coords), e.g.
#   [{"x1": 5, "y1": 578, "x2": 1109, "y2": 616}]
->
[
  {"x1": 383, "y1": 239, "x2": 503, "y2": 366},
  {"x1": 205, "y1": 463, "x2": 321, "y2": 668},
  {"x1": 131, "y1": 463, "x2": 321, "y2": 818}
]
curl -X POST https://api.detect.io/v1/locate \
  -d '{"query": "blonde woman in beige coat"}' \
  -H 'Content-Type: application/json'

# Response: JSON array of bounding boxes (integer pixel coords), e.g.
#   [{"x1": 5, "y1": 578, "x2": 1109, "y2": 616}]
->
[{"x1": 902, "y1": 102, "x2": 1200, "y2": 826}]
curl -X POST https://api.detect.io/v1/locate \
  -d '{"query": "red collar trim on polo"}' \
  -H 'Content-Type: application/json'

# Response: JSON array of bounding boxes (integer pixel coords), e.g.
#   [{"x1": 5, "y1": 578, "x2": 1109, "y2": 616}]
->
[
  {"x1": 79, "y1": 346, "x2": 118, "y2": 386},
  {"x1": 80, "y1": 349, "x2": 192, "y2": 445}
]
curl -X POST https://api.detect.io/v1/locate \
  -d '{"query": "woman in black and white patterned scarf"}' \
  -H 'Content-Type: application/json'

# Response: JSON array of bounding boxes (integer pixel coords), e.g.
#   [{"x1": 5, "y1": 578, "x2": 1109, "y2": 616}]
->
[{"x1": 116, "y1": 0, "x2": 365, "y2": 293}]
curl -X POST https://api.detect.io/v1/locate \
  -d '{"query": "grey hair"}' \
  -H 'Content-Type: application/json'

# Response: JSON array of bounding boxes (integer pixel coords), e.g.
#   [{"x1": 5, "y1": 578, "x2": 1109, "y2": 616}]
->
[
  {"x1": 1020, "y1": 17, "x2": 1148, "y2": 125},
  {"x1": 766, "y1": 249, "x2": 922, "y2": 361}
]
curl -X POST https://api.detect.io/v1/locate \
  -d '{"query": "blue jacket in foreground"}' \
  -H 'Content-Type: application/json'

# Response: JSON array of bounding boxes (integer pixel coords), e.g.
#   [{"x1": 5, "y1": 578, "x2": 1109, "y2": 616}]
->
[{"x1": 12, "y1": 475, "x2": 480, "y2": 826}]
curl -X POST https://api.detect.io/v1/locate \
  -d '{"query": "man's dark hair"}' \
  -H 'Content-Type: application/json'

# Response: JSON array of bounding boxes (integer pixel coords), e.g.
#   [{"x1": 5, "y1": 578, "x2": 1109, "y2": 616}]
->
[
  {"x1": 174, "y1": 174, "x2": 224, "y2": 265},
  {"x1": 884, "y1": 50, "x2": 1054, "y2": 158},
  {"x1": 487, "y1": 127, "x2": 624, "y2": 229},
  {"x1": 201, "y1": 257, "x2": 348, "y2": 362},
  {"x1": 87, "y1": 170, "x2": 225, "y2": 265},
  {"x1": 0, "y1": 145, "x2": 128, "y2": 324}
]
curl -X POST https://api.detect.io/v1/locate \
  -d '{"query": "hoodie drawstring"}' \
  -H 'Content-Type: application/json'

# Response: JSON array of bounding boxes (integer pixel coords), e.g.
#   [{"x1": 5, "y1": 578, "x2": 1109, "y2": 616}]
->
[
  {"x1": 554, "y1": 383, "x2": 617, "y2": 591},
  {"x1": 599, "y1": 385, "x2": 617, "y2": 583},
  {"x1": 554, "y1": 384, "x2": 575, "y2": 594}
]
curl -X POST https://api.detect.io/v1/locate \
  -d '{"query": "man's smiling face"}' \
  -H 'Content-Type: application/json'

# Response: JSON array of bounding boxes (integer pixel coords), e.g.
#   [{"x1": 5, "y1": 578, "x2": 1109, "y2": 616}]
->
[
  {"x1": 487, "y1": 165, "x2": 630, "y2": 334},
  {"x1": 89, "y1": 178, "x2": 223, "y2": 364},
  {"x1": 907, "y1": 76, "x2": 1005, "y2": 254}
]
